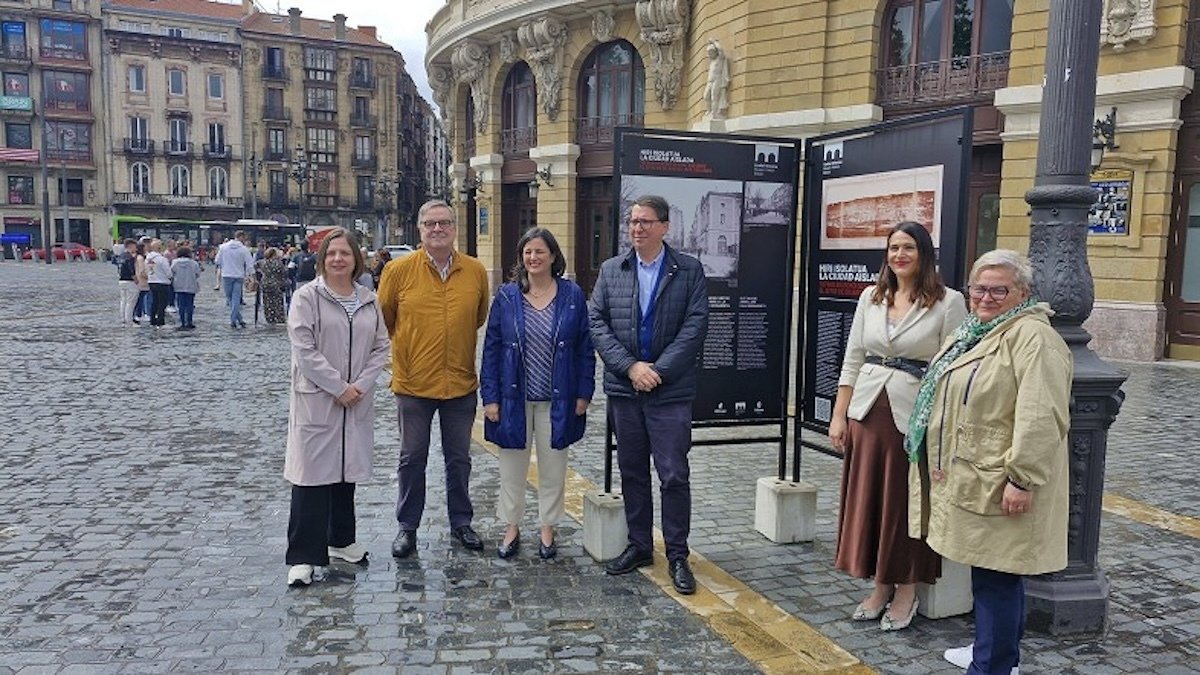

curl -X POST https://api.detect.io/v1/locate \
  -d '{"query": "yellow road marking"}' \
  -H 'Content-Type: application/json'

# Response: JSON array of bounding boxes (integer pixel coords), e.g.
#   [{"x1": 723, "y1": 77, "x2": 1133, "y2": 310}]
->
[
  {"x1": 1103, "y1": 493, "x2": 1200, "y2": 540},
  {"x1": 472, "y1": 422, "x2": 873, "y2": 674}
]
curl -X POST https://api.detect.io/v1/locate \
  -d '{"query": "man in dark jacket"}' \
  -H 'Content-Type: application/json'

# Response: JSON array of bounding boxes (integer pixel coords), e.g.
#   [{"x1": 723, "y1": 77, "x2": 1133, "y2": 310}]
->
[{"x1": 589, "y1": 194, "x2": 708, "y2": 595}]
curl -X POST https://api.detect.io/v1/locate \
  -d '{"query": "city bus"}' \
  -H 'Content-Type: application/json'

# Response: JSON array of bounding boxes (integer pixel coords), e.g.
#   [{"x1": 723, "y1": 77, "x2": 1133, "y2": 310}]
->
[{"x1": 111, "y1": 216, "x2": 306, "y2": 260}]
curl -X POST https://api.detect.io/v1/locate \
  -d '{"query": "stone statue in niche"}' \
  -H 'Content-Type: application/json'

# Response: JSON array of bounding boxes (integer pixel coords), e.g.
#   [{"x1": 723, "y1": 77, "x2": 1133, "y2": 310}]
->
[{"x1": 704, "y1": 40, "x2": 729, "y2": 120}]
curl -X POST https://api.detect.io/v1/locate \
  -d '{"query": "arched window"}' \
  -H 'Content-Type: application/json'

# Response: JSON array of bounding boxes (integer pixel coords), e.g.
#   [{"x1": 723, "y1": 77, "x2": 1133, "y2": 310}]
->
[
  {"x1": 501, "y1": 61, "x2": 537, "y2": 156},
  {"x1": 130, "y1": 162, "x2": 150, "y2": 194},
  {"x1": 879, "y1": 0, "x2": 1013, "y2": 105},
  {"x1": 208, "y1": 166, "x2": 228, "y2": 199},
  {"x1": 717, "y1": 235, "x2": 727, "y2": 255},
  {"x1": 170, "y1": 165, "x2": 189, "y2": 196},
  {"x1": 577, "y1": 40, "x2": 644, "y2": 146}
]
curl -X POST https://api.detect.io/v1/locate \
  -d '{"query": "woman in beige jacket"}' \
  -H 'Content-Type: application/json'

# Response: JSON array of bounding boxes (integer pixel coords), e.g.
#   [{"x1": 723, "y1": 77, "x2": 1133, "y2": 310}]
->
[
  {"x1": 830, "y1": 221, "x2": 966, "y2": 630},
  {"x1": 906, "y1": 250, "x2": 1072, "y2": 672},
  {"x1": 284, "y1": 228, "x2": 391, "y2": 587}
]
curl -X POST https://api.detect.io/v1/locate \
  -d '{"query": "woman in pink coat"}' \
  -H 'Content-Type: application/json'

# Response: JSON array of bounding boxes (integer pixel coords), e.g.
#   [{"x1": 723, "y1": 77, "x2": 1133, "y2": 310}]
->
[{"x1": 284, "y1": 228, "x2": 390, "y2": 587}]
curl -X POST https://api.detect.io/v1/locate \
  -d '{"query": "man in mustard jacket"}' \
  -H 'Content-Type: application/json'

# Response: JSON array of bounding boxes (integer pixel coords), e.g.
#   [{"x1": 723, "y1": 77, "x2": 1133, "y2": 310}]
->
[{"x1": 378, "y1": 200, "x2": 490, "y2": 557}]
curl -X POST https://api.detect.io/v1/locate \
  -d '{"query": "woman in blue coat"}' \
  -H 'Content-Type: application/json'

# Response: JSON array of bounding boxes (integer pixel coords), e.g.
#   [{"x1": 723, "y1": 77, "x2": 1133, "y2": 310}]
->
[{"x1": 481, "y1": 227, "x2": 595, "y2": 560}]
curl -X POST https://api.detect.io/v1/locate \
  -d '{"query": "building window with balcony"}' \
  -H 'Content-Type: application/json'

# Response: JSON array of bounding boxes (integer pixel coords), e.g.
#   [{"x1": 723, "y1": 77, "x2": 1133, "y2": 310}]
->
[
  {"x1": 167, "y1": 68, "x2": 185, "y2": 96},
  {"x1": 127, "y1": 116, "x2": 148, "y2": 151},
  {"x1": 207, "y1": 73, "x2": 223, "y2": 100},
  {"x1": 265, "y1": 46, "x2": 285, "y2": 78},
  {"x1": 267, "y1": 127, "x2": 286, "y2": 160},
  {"x1": 168, "y1": 118, "x2": 188, "y2": 154},
  {"x1": 44, "y1": 121, "x2": 90, "y2": 162},
  {"x1": 208, "y1": 166, "x2": 227, "y2": 199},
  {"x1": 501, "y1": 61, "x2": 536, "y2": 156},
  {"x1": 130, "y1": 162, "x2": 150, "y2": 194},
  {"x1": 170, "y1": 165, "x2": 189, "y2": 196},
  {"x1": 353, "y1": 135, "x2": 373, "y2": 168},
  {"x1": 6, "y1": 122, "x2": 31, "y2": 149},
  {"x1": 8, "y1": 175, "x2": 33, "y2": 204},
  {"x1": 1, "y1": 22, "x2": 26, "y2": 60},
  {"x1": 39, "y1": 20, "x2": 86, "y2": 61},
  {"x1": 879, "y1": 0, "x2": 1013, "y2": 106},
  {"x1": 57, "y1": 177, "x2": 82, "y2": 206},
  {"x1": 304, "y1": 47, "x2": 336, "y2": 82},
  {"x1": 269, "y1": 169, "x2": 286, "y2": 204},
  {"x1": 117, "y1": 21, "x2": 152, "y2": 34},
  {"x1": 309, "y1": 167, "x2": 335, "y2": 206},
  {"x1": 164, "y1": 26, "x2": 189, "y2": 39},
  {"x1": 305, "y1": 86, "x2": 336, "y2": 122},
  {"x1": 42, "y1": 71, "x2": 89, "y2": 113},
  {"x1": 307, "y1": 127, "x2": 336, "y2": 165},
  {"x1": 352, "y1": 58, "x2": 373, "y2": 87},
  {"x1": 577, "y1": 41, "x2": 645, "y2": 146},
  {"x1": 207, "y1": 122, "x2": 225, "y2": 155},
  {"x1": 356, "y1": 175, "x2": 373, "y2": 207},
  {"x1": 128, "y1": 64, "x2": 145, "y2": 93},
  {"x1": 4, "y1": 72, "x2": 28, "y2": 97}
]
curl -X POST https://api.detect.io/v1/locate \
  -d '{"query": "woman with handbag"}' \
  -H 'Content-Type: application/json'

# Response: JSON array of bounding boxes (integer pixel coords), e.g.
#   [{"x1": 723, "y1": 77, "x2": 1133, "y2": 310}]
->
[
  {"x1": 284, "y1": 228, "x2": 390, "y2": 586},
  {"x1": 828, "y1": 221, "x2": 966, "y2": 630}
]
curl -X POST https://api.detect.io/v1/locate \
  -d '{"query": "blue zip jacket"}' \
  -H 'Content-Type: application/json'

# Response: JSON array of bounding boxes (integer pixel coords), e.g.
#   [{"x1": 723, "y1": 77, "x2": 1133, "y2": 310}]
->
[{"x1": 480, "y1": 278, "x2": 596, "y2": 450}]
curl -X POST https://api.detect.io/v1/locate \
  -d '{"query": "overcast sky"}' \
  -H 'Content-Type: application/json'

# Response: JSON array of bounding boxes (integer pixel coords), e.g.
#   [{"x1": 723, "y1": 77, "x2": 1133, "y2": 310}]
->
[{"x1": 270, "y1": 0, "x2": 445, "y2": 108}]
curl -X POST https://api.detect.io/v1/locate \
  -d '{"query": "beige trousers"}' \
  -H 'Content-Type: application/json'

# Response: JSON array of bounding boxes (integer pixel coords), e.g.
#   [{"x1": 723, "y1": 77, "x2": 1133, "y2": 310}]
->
[{"x1": 496, "y1": 401, "x2": 569, "y2": 526}]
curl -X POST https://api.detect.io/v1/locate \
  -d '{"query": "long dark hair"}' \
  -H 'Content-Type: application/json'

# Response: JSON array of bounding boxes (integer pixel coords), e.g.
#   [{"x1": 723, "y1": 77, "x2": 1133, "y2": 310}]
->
[
  {"x1": 510, "y1": 227, "x2": 566, "y2": 292},
  {"x1": 871, "y1": 221, "x2": 945, "y2": 308}
]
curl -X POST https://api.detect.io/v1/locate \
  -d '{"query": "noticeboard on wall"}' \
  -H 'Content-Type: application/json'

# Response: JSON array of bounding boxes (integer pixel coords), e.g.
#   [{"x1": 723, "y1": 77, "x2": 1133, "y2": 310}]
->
[{"x1": 1088, "y1": 169, "x2": 1132, "y2": 236}]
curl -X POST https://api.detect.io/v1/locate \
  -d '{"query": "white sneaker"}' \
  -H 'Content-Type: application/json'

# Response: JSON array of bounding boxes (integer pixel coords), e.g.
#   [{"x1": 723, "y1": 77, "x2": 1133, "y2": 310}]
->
[
  {"x1": 287, "y1": 564, "x2": 314, "y2": 587},
  {"x1": 943, "y1": 644, "x2": 1019, "y2": 674},
  {"x1": 328, "y1": 542, "x2": 368, "y2": 564}
]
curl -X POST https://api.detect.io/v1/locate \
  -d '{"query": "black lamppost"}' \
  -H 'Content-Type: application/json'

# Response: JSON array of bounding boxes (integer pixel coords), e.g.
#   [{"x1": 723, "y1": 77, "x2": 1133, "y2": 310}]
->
[
  {"x1": 459, "y1": 173, "x2": 482, "y2": 257},
  {"x1": 37, "y1": 108, "x2": 52, "y2": 264},
  {"x1": 1022, "y1": 0, "x2": 1127, "y2": 636},
  {"x1": 287, "y1": 144, "x2": 309, "y2": 226},
  {"x1": 374, "y1": 171, "x2": 400, "y2": 247},
  {"x1": 247, "y1": 152, "x2": 264, "y2": 220}
]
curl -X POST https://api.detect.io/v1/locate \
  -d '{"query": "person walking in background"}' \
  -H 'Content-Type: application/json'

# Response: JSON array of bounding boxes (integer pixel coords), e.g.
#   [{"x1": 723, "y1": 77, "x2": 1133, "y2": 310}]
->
[
  {"x1": 215, "y1": 230, "x2": 256, "y2": 329},
  {"x1": 292, "y1": 241, "x2": 318, "y2": 291},
  {"x1": 481, "y1": 228, "x2": 595, "y2": 560},
  {"x1": 146, "y1": 239, "x2": 172, "y2": 328},
  {"x1": 133, "y1": 240, "x2": 150, "y2": 325},
  {"x1": 370, "y1": 248, "x2": 391, "y2": 289},
  {"x1": 116, "y1": 239, "x2": 139, "y2": 327},
  {"x1": 284, "y1": 228, "x2": 391, "y2": 587},
  {"x1": 828, "y1": 221, "x2": 966, "y2": 631},
  {"x1": 170, "y1": 246, "x2": 201, "y2": 331},
  {"x1": 259, "y1": 247, "x2": 289, "y2": 325},
  {"x1": 589, "y1": 195, "x2": 708, "y2": 595},
  {"x1": 377, "y1": 200, "x2": 490, "y2": 559},
  {"x1": 909, "y1": 250, "x2": 1072, "y2": 674}
]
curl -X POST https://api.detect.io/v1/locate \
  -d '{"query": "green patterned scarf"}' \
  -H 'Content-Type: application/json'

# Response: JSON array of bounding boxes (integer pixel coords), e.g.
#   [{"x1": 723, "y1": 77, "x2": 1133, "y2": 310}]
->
[{"x1": 904, "y1": 297, "x2": 1038, "y2": 462}]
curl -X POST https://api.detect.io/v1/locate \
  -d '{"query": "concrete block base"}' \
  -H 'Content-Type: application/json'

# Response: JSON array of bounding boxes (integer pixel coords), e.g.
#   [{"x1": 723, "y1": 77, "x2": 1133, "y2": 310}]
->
[
  {"x1": 917, "y1": 557, "x2": 974, "y2": 619},
  {"x1": 753, "y1": 477, "x2": 817, "y2": 543},
  {"x1": 582, "y1": 491, "x2": 628, "y2": 562}
]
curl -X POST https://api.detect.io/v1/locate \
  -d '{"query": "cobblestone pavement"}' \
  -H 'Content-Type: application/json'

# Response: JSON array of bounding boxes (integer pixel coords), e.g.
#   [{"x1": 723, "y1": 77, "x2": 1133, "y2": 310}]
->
[{"x1": 1, "y1": 260, "x2": 1198, "y2": 674}]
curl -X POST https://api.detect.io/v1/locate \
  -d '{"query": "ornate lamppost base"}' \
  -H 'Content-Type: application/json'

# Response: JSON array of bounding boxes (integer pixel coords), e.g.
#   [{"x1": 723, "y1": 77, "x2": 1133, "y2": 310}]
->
[{"x1": 1026, "y1": 571, "x2": 1110, "y2": 635}]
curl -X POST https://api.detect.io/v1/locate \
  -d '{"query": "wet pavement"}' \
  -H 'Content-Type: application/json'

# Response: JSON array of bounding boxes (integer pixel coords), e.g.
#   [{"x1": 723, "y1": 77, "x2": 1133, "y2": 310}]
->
[{"x1": 0, "y1": 259, "x2": 1198, "y2": 674}]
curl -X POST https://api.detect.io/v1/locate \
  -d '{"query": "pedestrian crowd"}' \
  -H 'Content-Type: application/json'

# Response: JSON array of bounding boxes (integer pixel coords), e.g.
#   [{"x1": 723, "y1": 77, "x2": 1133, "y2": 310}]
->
[{"x1": 110, "y1": 195, "x2": 1072, "y2": 674}]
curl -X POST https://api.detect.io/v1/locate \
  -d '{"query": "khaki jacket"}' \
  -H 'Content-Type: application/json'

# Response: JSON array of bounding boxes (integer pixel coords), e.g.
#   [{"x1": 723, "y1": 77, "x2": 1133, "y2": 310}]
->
[
  {"x1": 284, "y1": 280, "x2": 391, "y2": 486},
  {"x1": 377, "y1": 250, "x2": 490, "y2": 399},
  {"x1": 838, "y1": 286, "x2": 967, "y2": 434},
  {"x1": 908, "y1": 304, "x2": 1072, "y2": 576}
]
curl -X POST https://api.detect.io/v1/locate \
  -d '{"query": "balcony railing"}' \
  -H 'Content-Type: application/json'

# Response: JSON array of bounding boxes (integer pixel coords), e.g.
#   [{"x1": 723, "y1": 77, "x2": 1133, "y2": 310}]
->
[
  {"x1": 876, "y1": 51, "x2": 1010, "y2": 107},
  {"x1": 350, "y1": 113, "x2": 377, "y2": 128},
  {"x1": 306, "y1": 194, "x2": 338, "y2": 208},
  {"x1": 163, "y1": 140, "x2": 194, "y2": 157},
  {"x1": 113, "y1": 192, "x2": 244, "y2": 207},
  {"x1": 0, "y1": 44, "x2": 32, "y2": 64},
  {"x1": 262, "y1": 105, "x2": 291, "y2": 121},
  {"x1": 203, "y1": 143, "x2": 231, "y2": 159},
  {"x1": 262, "y1": 64, "x2": 288, "y2": 80},
  {"x1": 501, "y1": 126, "x2": 536, "y2": 156},
  {"x1": 351, "y1": 155, "x2": 376, "y2": 169},
  {"x1": 43, "y1": 99, "x2": 91, "y2": 114},
  {"x1": 350, "y1": 73, "x2": 375, "y2": 89},
  {"x1": 305, "y1": 108, "x2": 337, "y2": 123},
  {"x1": 577, "y1": 112, "x2": 643, "y2": 146},
  {"x1": 39, "y1": 47, "x2": 87, "y2": 62},
  {"x1": 123, "y1": 138, "x2": 154, "y2": 154},
  {"x1": 45, "y1": 148, "x2": 90, "y2": 163},
  {"x1": 265, "y1": 148, "x2": 288, "y2": 161}
]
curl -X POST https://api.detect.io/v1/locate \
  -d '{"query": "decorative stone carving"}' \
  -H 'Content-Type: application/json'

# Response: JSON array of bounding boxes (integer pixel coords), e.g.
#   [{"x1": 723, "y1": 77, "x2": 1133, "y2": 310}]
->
[
  {"x1": 591, "y1": 8, "x2": 617, "y2": 43},
  {"x1": 451, "y1": 40, "x2": 491, "y2": 133},
  {"x1": 518, "y1": 16, "x2": 569, "y2": 121},
  {"x1": 245, "y1": 47, "x2": 260, "y2": 63},
  {"x1": 429, "y1": 64, "x2": 454, "y2": 120},
  {"x1": 107, "y1": 37, "x2": 120, "y2": 53},
  {"x1": 498, "y1": 31, "x2": 520, "y2": 65},
  {"x1": 1100, "y1": 0, "x2": 1155, "y2": 50},
  {"x1": 636, "y1": 0, "x2": 690, "y2": 110},
  {"x1": 704, "y1": 39, "x2": 729, "y2": 120}
]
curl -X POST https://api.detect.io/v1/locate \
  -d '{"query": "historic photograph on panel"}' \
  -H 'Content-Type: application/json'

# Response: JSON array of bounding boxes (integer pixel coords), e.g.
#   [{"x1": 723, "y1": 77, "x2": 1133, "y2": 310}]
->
[
  {"x1": 743, "y1": 182, "x2": 793, "y2": 229},
  {"x1": 618, "y1": 175, "x2": 744, "y2": 279},
  {"x1": 820, "y1": 165, "x2": 943, "y2": 249}
]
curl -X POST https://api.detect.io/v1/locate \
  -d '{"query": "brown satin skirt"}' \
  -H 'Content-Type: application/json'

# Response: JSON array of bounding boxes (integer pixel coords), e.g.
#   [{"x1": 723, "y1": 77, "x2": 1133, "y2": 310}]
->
[{"x1": 834, "y1": 391, "x2": 941, "y2": 585}]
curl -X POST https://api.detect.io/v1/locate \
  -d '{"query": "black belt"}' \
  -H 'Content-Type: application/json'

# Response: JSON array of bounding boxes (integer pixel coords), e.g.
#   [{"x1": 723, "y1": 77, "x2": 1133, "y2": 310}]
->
[{"x1": 864, "y1": 355, "x2": 928, "y2": 379}]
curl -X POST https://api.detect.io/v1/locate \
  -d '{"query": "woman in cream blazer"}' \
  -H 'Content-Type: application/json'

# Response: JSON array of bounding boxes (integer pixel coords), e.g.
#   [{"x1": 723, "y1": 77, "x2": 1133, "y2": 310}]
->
[{"x1": 828, "y1": 221, "x2": 966, "y2": 631}]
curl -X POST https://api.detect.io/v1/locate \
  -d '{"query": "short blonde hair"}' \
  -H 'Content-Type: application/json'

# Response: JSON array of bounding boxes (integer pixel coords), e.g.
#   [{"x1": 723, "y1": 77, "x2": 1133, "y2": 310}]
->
[{"x1": 969, "y1": 249, "x2": 1033, "y2": 293}]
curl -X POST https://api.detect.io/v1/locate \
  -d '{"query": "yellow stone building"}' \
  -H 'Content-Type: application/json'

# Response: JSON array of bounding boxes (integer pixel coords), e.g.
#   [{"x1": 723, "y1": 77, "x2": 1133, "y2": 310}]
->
[{"x1": 426, "y1": 0, "x2": 1200, "y2": 362}]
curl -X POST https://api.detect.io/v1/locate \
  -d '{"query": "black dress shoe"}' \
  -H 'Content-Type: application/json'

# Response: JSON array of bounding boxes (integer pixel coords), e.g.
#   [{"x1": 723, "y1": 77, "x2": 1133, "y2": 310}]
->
[
  {"x1": 669, "y1": 558, "x2": 696, "y2": 595},
  {"x1": 451, "y1": 525, "x2": 484, "y2": 551},
  {"x1": 538, "y1": 539, "x2": 557, "y2": 560},
  {"x1": 391, "y1": 530, "x2": 417, "y2": 558},
  {"x1": 605, "y1": 544, "x2": 653, "y2": 575},
  {"x1": 497, "y1": 532, "x2": 520, "y2": 559}
]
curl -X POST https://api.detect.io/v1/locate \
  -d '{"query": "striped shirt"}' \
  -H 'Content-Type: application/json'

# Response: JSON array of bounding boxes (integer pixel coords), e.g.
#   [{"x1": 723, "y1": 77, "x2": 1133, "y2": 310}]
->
[
  {"x1": 329, "y1": 288, "x2": 360, "y2": 319},
  {"x1": 523, "y1": 296, "x2": 555, "y2": 401}
]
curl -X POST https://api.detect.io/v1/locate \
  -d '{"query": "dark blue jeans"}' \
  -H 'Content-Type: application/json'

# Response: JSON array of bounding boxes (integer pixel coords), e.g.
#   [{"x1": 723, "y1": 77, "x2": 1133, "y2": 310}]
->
[
  {"x1": 968, "y1": 566, "x2": 1024, "y2": 675},
  {"x1": 175, "y1": 292, "x2": 195, "y2": 327},
  {"x1": 394, "y1": 392, "x2": 478, "y2": 531},
  {"x1": 609, "y1": 397, "x2": 692, "y2": 561}
]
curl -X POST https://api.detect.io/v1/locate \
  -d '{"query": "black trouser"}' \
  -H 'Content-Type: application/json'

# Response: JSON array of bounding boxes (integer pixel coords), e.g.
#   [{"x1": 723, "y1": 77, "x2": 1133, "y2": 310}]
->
[
  {"x1": 149, "y1": 283, "x2": 171, "y2": 326},
  {"x1": 285, "y1": 482, "x2": 356, "y2": 566}
]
